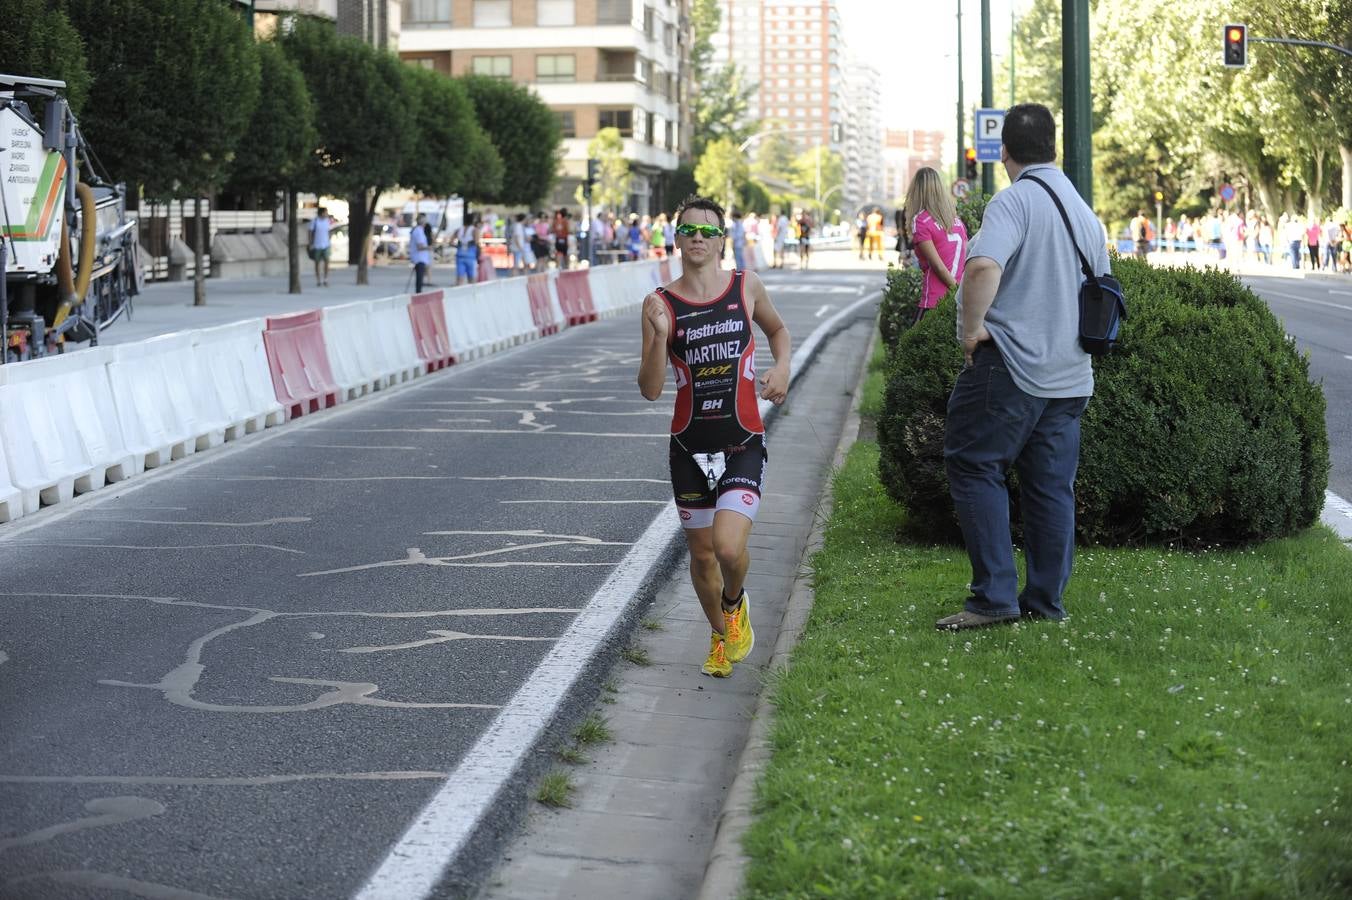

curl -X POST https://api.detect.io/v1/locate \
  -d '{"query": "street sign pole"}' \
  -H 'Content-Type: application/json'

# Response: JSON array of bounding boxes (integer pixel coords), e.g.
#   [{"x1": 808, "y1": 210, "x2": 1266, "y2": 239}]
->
[
  {"x1": 1062, "y1": 0, "x2": 1092, "y2": 206},
  {"x1": 956, "y1": 0, "x2": 964, "y2": 178},
  {"x1": 980, "y1": 0, "x2": 994, "y2": 196}
]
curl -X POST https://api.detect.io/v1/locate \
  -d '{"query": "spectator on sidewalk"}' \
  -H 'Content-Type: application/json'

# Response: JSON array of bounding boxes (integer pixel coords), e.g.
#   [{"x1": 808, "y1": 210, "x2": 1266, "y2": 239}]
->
[
  {"x1": 1282, "y1": 214, "x2": 1304, "y2": 269},
  {"x1": 937, "y1": 102, "x2": 1103, "y2": 631},
  {"x1": 1323, "y1": 217, "x2": 1341, "y2": 271},
  {"x1": 796, "y1": 209, "x2": 813, "y2": 270},
  {"x1": 530, "y1": 212, "x2": 552, "y2": 273},
  {"x1": 773, "y1": 210, "x2": 789, "y2": 269},
  {"x1": 554, "y1": 209, "x2": 571, "y2": 270},
  {"x1": 1306, "y1": 216, "x2": 1321, "y2": 270},
  {"x1": 1130, "y1": 209, "x2": 1150, "y2": 259},
  {"x1": 651, "y1": 212, "x2": 669, "y2": 259},
  {"x1": 1259, "y1": 217, "x2": 1274, "y2": 265},
  {"x1": 730, "y1": 209, "x2": 747, "y2": 270},
  {"x1": 627, "y1": 214, "x2": 646, "y2": 262},
  {"x1": 307, "y1": 206, "x2": 334, "y2": 287},
  {"x1": 904, "y1": 166, "x2": 968, "y2": 324},
  {"x1": 663, "y1": 213, "x2": 676, "y2": 258},
  {"x1": 855, "y1": 213, "x2": 868, "y2": 259},
  {"x1": 1176, "y1": 213, "x2": 1193, "y2": 253},
  {"x1": 409, "y1": 212, "x2": 431, "y2": 293},
  {"x1": 509, "y1": 213, "x2": 533, "y2": 275},
  {"x1": 867, "y1": 207, "x2": 885, "y2": 260},
  {"x1": 455, "y1": 212, "x2": 481, "y2": 286}
]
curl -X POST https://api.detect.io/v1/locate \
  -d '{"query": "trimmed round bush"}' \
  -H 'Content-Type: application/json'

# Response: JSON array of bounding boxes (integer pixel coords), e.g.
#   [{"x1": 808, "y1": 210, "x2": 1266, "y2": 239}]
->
[
  {"x1": 879, "y1": 265, "x2": 923, "y2": 351},
  {"x1": 877, "y1": 257, "x2": 1329, "y2": 546}
]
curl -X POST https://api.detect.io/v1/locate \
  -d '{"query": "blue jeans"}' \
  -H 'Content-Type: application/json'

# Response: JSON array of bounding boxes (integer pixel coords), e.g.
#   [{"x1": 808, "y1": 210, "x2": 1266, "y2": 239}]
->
[
  {"x1": 944, "y1": 344, "x2": 1090, "y2": 619},
  {"x1": 733, "y1": 245, "x2": 746, "y2": 270},
  {"x1": 1290, "y1": 240, "x2": 1302, "y2": 269}
]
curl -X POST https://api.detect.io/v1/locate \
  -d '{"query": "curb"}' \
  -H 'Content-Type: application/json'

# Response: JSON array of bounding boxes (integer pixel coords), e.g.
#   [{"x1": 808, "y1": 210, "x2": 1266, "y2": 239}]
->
[{"x1": 695, "y1": 325, "x2": 878, "y2": 900}]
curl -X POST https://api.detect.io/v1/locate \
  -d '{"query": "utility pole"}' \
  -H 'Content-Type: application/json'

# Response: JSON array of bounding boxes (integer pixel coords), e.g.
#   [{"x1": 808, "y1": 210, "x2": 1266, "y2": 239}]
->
[
  {"x1": 1062, "y1": 0, "x2": 1092, "y2": 206},
  {"x1": 980, "y1": 0, "x2": 994, "y2": 196},
  {"x1": 956, "y1": 0, "x2": 964, "y2": 178}
]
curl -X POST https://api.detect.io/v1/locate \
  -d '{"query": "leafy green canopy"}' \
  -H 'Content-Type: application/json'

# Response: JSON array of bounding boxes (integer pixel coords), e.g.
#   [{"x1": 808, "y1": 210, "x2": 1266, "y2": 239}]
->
[
  {"x1": 228, "y1": 39, "x2": 316, "y2": 196},
  {"x1": 460, "y1": 74, "x2": 558, "y2": 207},
  {"x1": 67, "y1": 0, "x2": 260, "y2": 197},
  {"x1": 0, "y1": 0, "x2": 92, "y2": 115}
]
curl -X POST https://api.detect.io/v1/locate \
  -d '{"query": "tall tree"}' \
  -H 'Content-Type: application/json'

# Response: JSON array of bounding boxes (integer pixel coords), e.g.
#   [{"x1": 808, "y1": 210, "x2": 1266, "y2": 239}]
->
[
  {"x1": 282, "y1": 18, "x2": 413, "y2": 285},
  {"x1": 688, "y1": 0, "x2": 756, "y2": 157},
  {"x1": 584, "y1": 128, "x2": 630, "y2": 212},
  {"x1": 227, "y1": 40, "x2": 317, "y2": 295},
  {"x1": 790, "y1": 146, "x2": 844, "y2": 214},
  {"x1": 460, "y1": 75, "x2": 561, "y2": 208},
  {"x1": 69, "y1": 0, "x2": 260, "y2": 306},
  {"x1": 694, "y1": 137, "x2": 749, "y2": 212},
  {"x1": 0, "y1": 0, "x2": 91, "y2": 114}
]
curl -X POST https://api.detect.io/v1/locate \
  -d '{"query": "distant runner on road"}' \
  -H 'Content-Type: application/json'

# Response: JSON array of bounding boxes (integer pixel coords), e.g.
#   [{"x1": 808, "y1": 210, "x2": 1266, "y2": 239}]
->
[{"x1": 637, "y1": 195, "x2": 792, "y2": 678}]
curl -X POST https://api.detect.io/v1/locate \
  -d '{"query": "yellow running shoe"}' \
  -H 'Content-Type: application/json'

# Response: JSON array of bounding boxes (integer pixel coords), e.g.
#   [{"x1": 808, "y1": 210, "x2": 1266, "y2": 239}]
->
[
  {"x1": 723, "y1": 590, "x2": 754, "y2": 663},
  {"x1": 701, "y1": 632, "x2": 732, "y2": 677}
]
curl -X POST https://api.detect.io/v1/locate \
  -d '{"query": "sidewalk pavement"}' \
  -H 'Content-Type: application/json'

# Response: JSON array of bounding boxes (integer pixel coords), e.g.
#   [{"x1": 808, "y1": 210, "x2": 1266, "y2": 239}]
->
[
  {"x1": 477, "y1": 305, "x2": 878, "y2": 900},
  {"x1": 1142, "y1": 247, "x2": 1352, "y2": 281}
]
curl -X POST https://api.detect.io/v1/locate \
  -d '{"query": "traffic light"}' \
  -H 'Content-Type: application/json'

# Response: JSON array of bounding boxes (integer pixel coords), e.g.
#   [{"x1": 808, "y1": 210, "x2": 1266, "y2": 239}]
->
[
  {"x1": 964, "y1": 147, "x2": 978, "y2": 181},
  {"x1": 584, "y1": 158, "x2": 599, "y2": 198},
  {"x1": 1223, "y1": 24, "x2": 1247, "y2": 67}
]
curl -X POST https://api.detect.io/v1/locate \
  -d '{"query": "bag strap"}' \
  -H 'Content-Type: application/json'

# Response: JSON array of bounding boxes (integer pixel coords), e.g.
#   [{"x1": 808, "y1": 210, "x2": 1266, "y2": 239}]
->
[{"x1": 1020, "y1": 173, "x2": 1099, "y2": 282}]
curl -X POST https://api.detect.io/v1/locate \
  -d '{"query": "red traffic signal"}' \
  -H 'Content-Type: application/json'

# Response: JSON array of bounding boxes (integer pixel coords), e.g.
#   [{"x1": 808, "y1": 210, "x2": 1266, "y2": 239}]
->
[
  {"x1": 964, "y1": 147, "x2": 978, "y2": 180},
  {"x1": 1223, "y1": 23, "x2": 1247, "y2": 67}
]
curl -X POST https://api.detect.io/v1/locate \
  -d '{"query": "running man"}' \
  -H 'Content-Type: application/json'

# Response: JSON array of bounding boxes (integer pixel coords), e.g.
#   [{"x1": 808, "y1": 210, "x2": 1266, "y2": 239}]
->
[{"x1": 638, "y1": 195, "x2": 792, "y2": 677}]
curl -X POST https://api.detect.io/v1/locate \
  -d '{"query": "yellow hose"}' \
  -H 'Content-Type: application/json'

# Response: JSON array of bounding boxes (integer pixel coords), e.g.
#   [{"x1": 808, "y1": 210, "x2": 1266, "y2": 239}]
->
[{"x1": 52, "y1": 181, "x2": 97, "y2": 328}]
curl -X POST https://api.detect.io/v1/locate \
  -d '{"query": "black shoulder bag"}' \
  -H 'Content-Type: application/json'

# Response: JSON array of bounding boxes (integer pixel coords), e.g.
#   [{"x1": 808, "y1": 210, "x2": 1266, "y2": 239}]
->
[{"x1": 1022, "y1": 174, "x2": 1127, "y2": 355}]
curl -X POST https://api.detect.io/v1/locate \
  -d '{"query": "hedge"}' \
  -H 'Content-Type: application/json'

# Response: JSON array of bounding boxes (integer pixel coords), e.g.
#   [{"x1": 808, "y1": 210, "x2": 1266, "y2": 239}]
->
[{"x1": 876, "y1": 257, "x2": 1329, "y2": 546}]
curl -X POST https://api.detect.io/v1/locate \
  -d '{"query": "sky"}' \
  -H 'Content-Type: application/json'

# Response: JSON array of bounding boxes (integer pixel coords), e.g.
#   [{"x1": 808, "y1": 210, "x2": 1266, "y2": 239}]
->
[{"x1": 837, "y1": 0, "x2": 1027, "y2": 161}]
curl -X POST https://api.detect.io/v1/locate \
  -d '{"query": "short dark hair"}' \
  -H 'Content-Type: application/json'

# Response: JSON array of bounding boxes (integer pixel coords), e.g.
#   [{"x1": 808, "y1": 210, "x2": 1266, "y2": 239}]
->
[
  {"x1": 1002, "y1": 103, "x2": 1057, "y2": 165},
  {"x1": 676, "y1": 194, "x2": 726, "y2": 229}
]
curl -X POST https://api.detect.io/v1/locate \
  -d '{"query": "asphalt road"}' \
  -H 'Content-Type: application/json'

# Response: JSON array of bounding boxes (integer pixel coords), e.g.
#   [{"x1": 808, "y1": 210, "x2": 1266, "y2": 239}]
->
[
  {"x1": 1241, "y1": 273, "x2": 1352, "y2": 501},
  {"x1": 0, "y1": 268, "x2": 881, "y2": 899}
]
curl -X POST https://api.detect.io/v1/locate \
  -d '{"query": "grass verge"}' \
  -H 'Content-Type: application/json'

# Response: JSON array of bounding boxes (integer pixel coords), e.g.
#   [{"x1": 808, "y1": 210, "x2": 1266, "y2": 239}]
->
[
  {"x1": 741, "y1": 440, "x2": 1352, "y2": 898},
  {"x1": 536, "y1": 771, "x2": 575, "y2": 808}
]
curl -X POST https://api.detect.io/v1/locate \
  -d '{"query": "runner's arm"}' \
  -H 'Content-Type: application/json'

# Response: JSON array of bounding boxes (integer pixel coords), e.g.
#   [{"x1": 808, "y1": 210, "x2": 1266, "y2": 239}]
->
[
  {"x1": 637, "y1": 292, "x2": 670, "y2": 401},
  {"x1": 747, "y1": 274, "x2": 791, "y2": 404}
]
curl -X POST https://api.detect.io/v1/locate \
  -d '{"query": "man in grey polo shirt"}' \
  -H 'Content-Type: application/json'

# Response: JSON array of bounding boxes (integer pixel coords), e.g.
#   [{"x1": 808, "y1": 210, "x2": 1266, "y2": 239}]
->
[{"x1": 936, "y1": 103, "x2": 1108, "y2": 631}]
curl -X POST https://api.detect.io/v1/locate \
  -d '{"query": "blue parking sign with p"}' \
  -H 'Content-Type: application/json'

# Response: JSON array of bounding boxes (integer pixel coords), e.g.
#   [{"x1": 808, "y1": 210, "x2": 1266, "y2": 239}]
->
[{"x1": 975, "y1": 109, "x2": 1005, "y2": 163}]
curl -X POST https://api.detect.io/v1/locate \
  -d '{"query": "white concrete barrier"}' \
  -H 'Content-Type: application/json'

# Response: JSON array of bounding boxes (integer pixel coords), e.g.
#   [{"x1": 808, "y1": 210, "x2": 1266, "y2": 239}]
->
[
  {"x1": 441, "y1": 283, "x2": 491, "y2": 360},
  {"x1": 324, "y1": 301, "x2": 386, "y2": 399},
  {"x1": 494, "y1": 277, "x2": 538, "y2": 343},
  {"x1": 0, "y1": 433, "x2": 21, "y2": 523},
  {"x1": 108, "y1": 332, "x2": 210, "y2": 469},
  {"x1": 0, "y1": 347, "x2": 135, "y2": 513},
  {"x1": 368, "y1": 295, "x2": 425, "y2": 383},
  {"x1": 192, "y1": 318, "x2": 285, "y2": 436}
]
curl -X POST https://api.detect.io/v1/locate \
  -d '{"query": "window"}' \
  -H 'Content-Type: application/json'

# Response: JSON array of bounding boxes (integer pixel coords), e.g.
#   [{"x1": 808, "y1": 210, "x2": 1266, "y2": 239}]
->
[
  {"x1": 598, "y1": 108, "x2": 633, "y2": 137},
  {"x1": 472, "y1": 0, "x2": 511, "y2": 26},
  {"x1": 665, "y1": 119, "x2": 675, "y2": 150},
  {"x1": 636, "y1": 57, "x2": 652, "y2": 84},
  {"x1": 403, "y1": 0, "x2": 450, "y2": 27},
  {"x1": 537, "y1": 0, "x2": 575, "y2": 26},
  {"x1": 645, "y1": 111, "x2": 656, "y2": 145},
  {"x1": 634, "y1": 109, "x2": 647, "y2": 143},
  {"x1": 643, "y1": 6, "x2": 655, "y2": 39},
  {"x1": 597, "y1": 0, "x2": 630, "y2": 25},
  {"x1": 555, "y1": 110, "x2": 577, "y2": 137},
  {"x1": 536, "y1": 54, "x2": 576, "y2": 83},
  {"x1": 414, "y1": 58, "x2": 436, "y2": 69},
  {"x1": 472, "y1": 55, "x2": 512, "y2": 77}
]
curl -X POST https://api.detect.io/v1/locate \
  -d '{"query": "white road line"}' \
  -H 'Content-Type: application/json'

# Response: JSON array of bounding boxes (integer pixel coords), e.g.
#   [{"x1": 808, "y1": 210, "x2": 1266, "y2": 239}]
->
[
  {"x1": 1329, "y1": 289, "x2": 1352, "y2": 297},
  {"x1": 1323, "y1": 490, "x2": 1352, "y2": 541},
  {"x1": 814, "y1": 304, "x2": 832, "y2": 317},
  {"x1": 1258, "y1": 288, "x2": 1352, "y2": 312},
  {"x1": 353, "y1": 288, "x2": 882, "y2": 900}
]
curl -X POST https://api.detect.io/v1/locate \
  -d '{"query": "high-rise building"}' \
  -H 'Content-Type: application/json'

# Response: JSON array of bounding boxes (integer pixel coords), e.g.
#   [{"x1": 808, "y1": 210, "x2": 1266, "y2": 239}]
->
[
  {"x1": 399, "y1": 0, "x2": 693, "y2": 214},
  {"x1": 251, "y1": 1, "x2": 400, "y2": 49},
  {"x1": 843, "y1": 56, "x2": 882, "y2": 209},
  {"x1": 711, "y1": 1, "x2": 854, "y2": 208}
]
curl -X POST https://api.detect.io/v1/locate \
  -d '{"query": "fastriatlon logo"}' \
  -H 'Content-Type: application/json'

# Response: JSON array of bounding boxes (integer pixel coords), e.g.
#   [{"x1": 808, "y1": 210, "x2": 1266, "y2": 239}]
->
[
  {"x1": 741, "y1": 492, "x2": 755, "y2": 506},
  {"x1": 679, "y1": 509, "x2": 692, "y2": 520},
  {"x1": 727, "y1": 304, "x2": 739, "y2": 311},
  {"x1": 675, "y1": 328, "x2": 685, "y2": 338}
]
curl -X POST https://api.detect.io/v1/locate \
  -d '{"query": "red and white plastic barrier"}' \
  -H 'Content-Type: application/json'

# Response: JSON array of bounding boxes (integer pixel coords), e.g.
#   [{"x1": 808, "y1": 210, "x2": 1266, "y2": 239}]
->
[
  {"x1": 408, "y1": 290, "x2": 456, "y2": 371},
  {"x1": 263, "y1": 309, "x2": 340, "y2": 420},
  {"x1": 0, "y1": 258, "x2": 674, "y2": 523}
]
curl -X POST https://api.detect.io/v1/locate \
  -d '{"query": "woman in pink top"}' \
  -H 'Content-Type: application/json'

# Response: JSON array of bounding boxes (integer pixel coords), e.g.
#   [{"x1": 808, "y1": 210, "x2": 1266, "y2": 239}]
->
[{"x1": 904, "y1": 166, "x2": 968, "y2": 323}]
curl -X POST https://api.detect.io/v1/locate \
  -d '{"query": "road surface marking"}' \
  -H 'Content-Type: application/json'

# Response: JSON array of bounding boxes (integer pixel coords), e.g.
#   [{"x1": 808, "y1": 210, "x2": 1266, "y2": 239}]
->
[
  {"x1": 353, "y1": 288, "x2": 883, "y2": 900},
  {"x1": 1259, "y1": 288, "x2": 1352, "y2": 311},
  {"x1": 0, "y1": 797, "x2": 165, "y2": 852},
  {"x1": 814, "y1": 304, "x2": 833, "y2": 317},
  {"x1": 1324, "y1": 491, "x2": 1352, "y2": 541}
]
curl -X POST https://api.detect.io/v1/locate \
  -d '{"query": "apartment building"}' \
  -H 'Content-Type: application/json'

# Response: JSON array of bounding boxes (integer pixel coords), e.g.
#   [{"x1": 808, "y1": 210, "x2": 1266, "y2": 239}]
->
[
  {"x1": 399, "y1": 0, "x2": 693, "y2": 215},
  {"x1": 252, "y1": 0, "x2": 402, "y2": 49},
  {"x1": 711, "y1": 1, "x2": 859, "y2": 206},
  {"x1": 843, "y1": 56, "x2": 882, "y2": 209}
]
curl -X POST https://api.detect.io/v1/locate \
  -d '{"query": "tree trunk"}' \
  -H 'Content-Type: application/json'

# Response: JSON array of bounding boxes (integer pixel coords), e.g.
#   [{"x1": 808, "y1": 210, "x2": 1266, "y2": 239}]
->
[
  {"x1": 1254, "y1": 178, "x2": 1281, "y2": 227},
  {"x1": 1341, "y1": 143, "x2": 1351, "y2": 211},
  {"x1": 287, "y1": 187, "x2": 301, "y2": 295},
  {"x1": 356, "y1": 187, "x2": 378, "y2": 287},
  {"x1": 192, "y1": 196, "x2": 207, "y2": 307}
]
